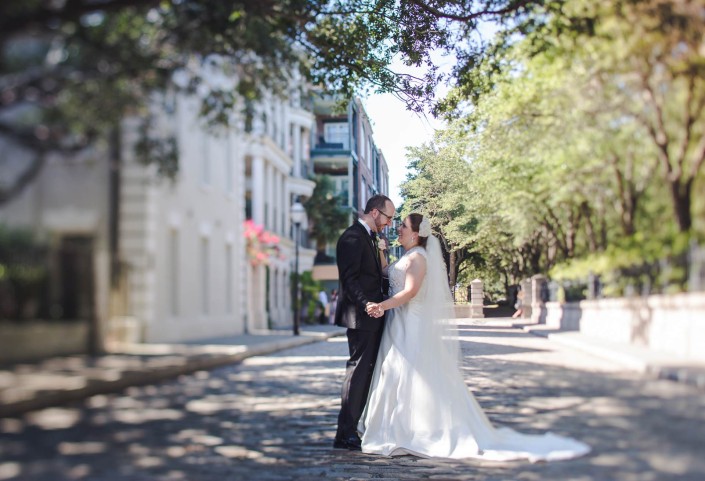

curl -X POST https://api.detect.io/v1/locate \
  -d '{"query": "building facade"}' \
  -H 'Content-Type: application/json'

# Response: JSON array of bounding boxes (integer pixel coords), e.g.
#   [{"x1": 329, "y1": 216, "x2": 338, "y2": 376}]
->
[
  {"x1": 116, "y1": 91, "x2": 250, "y2": 343},
  {"x1": 310, "y1": 95, "x2": 390, "y2": 283},
  {"x1": 0, "y1": 71, "x2": 317, "y2": 358},
  {"x1": 243, "y1": 89, "x2": 316, "y2": 331}
]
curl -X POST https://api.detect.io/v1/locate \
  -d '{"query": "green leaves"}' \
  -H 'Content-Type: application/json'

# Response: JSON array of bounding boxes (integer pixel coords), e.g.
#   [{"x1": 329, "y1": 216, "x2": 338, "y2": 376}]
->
[
  {"x1": 304, "y1": 175, "x2": 350, "y2": 254},
  {"x1": 400, "y1": 128, "x2": 475, "y2": 284},
  {"x1": 403, "y1": 0, "x2": 705, "y2": 295}
]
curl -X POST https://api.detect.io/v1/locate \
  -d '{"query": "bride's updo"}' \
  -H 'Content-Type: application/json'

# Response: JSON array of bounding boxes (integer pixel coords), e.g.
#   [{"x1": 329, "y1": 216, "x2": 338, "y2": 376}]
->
[{"x1": 408, "y1": 213, "x2": 430, "y2": 248}]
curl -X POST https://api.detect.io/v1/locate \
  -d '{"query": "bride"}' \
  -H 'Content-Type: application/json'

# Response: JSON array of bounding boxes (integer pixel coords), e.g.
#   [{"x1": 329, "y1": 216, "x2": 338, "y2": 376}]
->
[{"x1": 360, "y1": 213, "x2": 590, "y2": 462}]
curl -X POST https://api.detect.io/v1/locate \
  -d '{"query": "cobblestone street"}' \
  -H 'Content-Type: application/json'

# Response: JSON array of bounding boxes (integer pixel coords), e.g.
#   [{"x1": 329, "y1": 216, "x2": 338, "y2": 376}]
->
[{"x1": 1, "y1": 319, "x2": 704, "y2": 481}]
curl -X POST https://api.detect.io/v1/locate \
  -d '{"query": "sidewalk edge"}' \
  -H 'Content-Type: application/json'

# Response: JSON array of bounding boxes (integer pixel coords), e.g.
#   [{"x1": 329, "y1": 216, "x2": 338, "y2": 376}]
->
[{"x1": 0, "y1": 329, "x2": 346, "y2": 418}]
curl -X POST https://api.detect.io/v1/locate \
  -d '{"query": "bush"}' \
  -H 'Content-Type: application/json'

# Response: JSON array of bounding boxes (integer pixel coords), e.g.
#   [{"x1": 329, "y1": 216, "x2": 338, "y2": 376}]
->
[
  {"x1": 0, "y1": 225, "x2": 49, "y2": 320},
  {"x1": 550, "y1": 231, "x2": 693, "y2": 298},
  {"x1": 291, "y1": 270, "x2": 324, "y2": 324}
]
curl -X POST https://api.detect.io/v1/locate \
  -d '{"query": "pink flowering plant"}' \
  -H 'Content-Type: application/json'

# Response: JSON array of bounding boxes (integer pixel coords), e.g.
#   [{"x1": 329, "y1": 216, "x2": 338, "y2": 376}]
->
[{"x1": 244, "y1": 220, "x2": 281, "y2": 266}]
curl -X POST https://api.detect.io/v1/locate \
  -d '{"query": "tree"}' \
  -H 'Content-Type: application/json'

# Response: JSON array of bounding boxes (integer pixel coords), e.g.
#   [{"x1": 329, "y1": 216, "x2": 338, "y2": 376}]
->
[
  {"x1": 419, "y1": 0, "x2": 705, "y2": 294},
  {"x1": 304, "y1": 175, "x2": 350, "y2": 261},
  {"x1": 587, "y1": 0, "x2": 705, "y2": 233},
  {"x1": 400, "y1": 129, "x2": 475, "y2": 286},
  {"x1": 0, "y1": 225, "x2": 48, "y2": 320},
  {"x1": 0, "y1": 0, "x2": 551, "y2": 205}
]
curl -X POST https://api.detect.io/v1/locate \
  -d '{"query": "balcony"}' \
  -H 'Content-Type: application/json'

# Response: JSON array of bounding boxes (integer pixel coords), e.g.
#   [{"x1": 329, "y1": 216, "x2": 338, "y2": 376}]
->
[
  {"x1": 311, "y1": 142, "x2": 350, "y2": 158},
  {"x1": 312, "y1": 142, "x2": 350, "y2": 175}
]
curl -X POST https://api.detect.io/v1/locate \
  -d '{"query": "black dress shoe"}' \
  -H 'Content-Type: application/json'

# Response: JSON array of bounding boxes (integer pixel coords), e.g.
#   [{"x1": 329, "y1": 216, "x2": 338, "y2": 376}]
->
[{"x1": 333, "y1": 434, "x2": 362, "y2": 451}]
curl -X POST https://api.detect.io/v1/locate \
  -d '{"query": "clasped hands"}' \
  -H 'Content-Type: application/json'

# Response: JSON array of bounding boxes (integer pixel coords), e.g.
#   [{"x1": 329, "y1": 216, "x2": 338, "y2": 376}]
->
[{"x1": 366, "y1": 302, "x2": 384, "y2": 318}]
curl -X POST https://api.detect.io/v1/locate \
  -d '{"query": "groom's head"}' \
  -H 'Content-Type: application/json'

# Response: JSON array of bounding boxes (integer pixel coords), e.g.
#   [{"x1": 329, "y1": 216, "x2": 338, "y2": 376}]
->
[{"x1": 364, "y1": 195, "x2": 395, "y2": 232}]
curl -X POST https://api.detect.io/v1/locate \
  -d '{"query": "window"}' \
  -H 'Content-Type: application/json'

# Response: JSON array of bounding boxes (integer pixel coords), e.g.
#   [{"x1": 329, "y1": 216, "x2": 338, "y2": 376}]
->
[
  {"x1": 202, "y1": 134, "x2": 211, "y2": 186},
  {"x1": 225, "y1": 135, "x2": 233, "y2": 194},
  {"x1": 301, "y1": 127, "x2": 310, "y2": 160},
  {"x1": 225, "y1": 244, "x2": 233, "y2": 314},
  {"x1": 272, "y1": 113, "x2": 278, "y2": 144},
  {"x1": 352, "y1": 108, "x2": 359, "y2": 155},
  {"x1": 340, "y1": 179, "x2": 349, "y2": 203},
  {"x1": 169, "y1": 230, "x2": 179, "y2": 316},
  {"x1": 245, "y1": 192, "x2": 252, "y2": 220},
  {"x1": 366, "y1": 135, "x2": 372, "y2": 168},
  {"x1": 201, "y1": 237, "x2": 209, "y2": 315},
  {"x1": 324, "y1": 122, "x2": 349, "y2": 149}
]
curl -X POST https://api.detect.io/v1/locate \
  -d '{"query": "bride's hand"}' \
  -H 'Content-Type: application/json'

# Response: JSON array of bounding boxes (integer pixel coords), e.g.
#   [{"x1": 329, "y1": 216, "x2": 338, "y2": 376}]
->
[{"x1": 366, "y1": 302, "x2": 383, "y2": 318}]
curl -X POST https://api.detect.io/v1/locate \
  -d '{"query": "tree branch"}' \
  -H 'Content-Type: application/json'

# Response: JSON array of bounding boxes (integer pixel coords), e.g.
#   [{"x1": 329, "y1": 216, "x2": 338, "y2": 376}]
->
[
  {"x1": 689, "y1": 129, "x2": 705, "y2": 180},
  {"x1": 406, "y1": 0, "x2": 536, "y2": 22},
  {"x1": 638, "y1": 60, "x2": 674, "y2": 179}
]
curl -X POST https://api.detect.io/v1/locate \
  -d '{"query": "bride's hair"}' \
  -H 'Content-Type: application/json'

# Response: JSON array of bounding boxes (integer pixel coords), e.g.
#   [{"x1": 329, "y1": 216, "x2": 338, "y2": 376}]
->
[{"x1": 408, "y1": 213, "x2": 429, "y2": 248}]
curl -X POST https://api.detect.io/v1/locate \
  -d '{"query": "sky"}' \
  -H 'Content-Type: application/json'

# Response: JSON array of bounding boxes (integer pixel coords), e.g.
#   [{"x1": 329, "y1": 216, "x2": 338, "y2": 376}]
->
[
  {"x1": 360, "y1": 48, "x2": 459, "y2": 208},
  {"x1": 361, "y1": 24, "x2": 497, "y2": 207},
  {"x1": 362, "y1": 93, "x2": 444, "y2": 207}
]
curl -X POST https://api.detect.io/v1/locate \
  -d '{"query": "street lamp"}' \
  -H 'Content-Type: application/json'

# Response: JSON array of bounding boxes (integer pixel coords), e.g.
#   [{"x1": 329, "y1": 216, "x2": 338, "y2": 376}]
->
[{"x1": 290, "y1": 201, "x2": 306, "y2": 336}]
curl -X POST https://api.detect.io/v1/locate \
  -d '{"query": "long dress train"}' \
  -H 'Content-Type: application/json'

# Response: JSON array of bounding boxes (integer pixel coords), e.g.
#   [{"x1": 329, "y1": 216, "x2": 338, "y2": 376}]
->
[{"x1": 359, "y1": 244, "x2": 590, "y2": 462}]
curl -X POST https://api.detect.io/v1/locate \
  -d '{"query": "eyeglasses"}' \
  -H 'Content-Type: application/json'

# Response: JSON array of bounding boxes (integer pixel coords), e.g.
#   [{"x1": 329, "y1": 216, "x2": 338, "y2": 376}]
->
[{"x1": 377, "y1": 209, "x2": 393, "y2": 221}]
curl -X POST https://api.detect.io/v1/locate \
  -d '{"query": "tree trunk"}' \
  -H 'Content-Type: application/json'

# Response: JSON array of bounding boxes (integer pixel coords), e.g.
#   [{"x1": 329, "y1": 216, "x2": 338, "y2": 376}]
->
[
  {"x1": 580, "y1": 202, "x2": 598, "y2": 252},
  {"x1": 610, "y1": 154, "x2": 638, "y2": 236},
  {"x1": 670, "y1": 179, "x2": 692, "y2": 232},
  {"x1": 448, "y1": 250, "x2": 457, "y2": 286}
]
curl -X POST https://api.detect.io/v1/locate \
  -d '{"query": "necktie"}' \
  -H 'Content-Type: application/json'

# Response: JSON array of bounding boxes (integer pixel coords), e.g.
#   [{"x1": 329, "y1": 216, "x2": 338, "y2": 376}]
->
[{"x1": 370, "y1": 231, "x2": 378, "y2": 250}]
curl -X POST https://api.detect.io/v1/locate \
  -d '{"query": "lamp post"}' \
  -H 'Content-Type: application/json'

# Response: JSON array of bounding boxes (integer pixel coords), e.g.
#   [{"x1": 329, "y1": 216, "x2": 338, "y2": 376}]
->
[{"x1": 290, "y1": 201, "x2": 306, "y2": 336}]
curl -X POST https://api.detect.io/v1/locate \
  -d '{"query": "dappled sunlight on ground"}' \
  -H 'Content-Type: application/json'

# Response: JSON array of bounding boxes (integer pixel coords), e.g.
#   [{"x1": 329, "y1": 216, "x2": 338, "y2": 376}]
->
[{"x1": 0, "y1": 323, "x2": 703, "y2": 480}]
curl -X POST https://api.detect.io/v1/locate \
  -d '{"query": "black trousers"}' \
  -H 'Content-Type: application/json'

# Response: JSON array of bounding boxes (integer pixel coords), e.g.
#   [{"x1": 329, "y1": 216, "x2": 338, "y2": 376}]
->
[{"x1": 336, "y1": 327, "x2": 384, "y2": 438}]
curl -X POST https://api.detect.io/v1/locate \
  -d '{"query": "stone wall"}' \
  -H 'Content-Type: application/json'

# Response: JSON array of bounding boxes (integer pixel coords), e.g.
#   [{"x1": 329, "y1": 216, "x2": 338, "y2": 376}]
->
[
  {"x1": 544, "y1": 292, "x2": 705, "y2": 362},
  {"x1": 0, "y1": 321, "x2": 89, "y2": 363}
]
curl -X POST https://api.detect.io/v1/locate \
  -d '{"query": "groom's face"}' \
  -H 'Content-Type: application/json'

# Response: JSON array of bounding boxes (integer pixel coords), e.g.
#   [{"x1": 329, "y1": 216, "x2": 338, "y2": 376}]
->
[{"x1": 374, "y1": 201, "x2": 395, "y2": 232}]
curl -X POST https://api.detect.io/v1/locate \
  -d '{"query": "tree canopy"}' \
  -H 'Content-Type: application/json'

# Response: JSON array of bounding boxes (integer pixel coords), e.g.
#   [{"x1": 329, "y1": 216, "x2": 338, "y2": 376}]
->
[
  {"x1": 0, "y1": 0, "x2": 554, "y2": 204},
  {"x1": 3, "y1": 0, "x2": 703, "y2": 297},
  {"x1": 401, "y1": 0, "x2": 705, "y2": 297}
]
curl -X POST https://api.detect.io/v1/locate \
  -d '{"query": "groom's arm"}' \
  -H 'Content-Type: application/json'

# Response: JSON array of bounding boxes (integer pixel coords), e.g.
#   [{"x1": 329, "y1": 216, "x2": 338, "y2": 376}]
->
[{"x1": 337, "y1": 231, "x2": 369, "y2": 312}]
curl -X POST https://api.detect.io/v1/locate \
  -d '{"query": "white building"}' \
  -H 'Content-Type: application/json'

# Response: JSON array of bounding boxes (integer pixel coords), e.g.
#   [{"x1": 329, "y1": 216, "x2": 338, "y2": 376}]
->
[
  {"x1": 242, "y1": 90, "x2": 317, "y2": 332},
  {"x1": 0, "y1": 70, "x2": 316, "y2": 358},
  {"x1": 116, "y1": 84, "x2": 316, "y2": 341}
]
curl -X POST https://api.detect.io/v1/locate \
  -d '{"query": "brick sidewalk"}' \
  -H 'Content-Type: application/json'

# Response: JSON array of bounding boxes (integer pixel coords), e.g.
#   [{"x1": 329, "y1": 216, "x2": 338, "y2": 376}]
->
[
  {"x1": 0, "y1": 325, "x2": 346, "y2": 418},
  {"x1": 2, "y1": 319, "x2": 703, "y2": 480},
  {"x1": 4, "y1": 316, "x2": 703, "y2": 421}
]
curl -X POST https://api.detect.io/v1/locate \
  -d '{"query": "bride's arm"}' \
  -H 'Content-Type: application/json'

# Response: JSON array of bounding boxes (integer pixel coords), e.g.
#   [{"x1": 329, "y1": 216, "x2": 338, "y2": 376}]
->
[{"x1": 375, "y1": 253, "x2": 426, "y2": 313}]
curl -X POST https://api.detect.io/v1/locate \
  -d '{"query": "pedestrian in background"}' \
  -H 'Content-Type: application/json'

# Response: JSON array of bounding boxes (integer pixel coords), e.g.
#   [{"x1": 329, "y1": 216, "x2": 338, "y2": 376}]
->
[
  {"x1": 328, "y1": 289, "x2": 338, "y2": 324},
  {"x1": 512, "y1": 289, "x2": 524, "y2": 318},
  {"x1": 318, "y1": 288, "x2": 329, "y2": 324}
]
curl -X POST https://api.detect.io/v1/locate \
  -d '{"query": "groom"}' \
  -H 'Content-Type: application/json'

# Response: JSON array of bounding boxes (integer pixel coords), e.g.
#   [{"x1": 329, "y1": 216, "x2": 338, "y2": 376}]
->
[{"x1": 333, "y1": 194, "x2": 395, "y2": 450}]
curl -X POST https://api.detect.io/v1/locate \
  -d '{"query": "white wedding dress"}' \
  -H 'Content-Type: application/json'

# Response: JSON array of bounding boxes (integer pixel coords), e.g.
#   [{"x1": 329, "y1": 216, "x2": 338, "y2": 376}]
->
[{"x1": 359, "y1": 241, "x2": 590, "y2": 462}]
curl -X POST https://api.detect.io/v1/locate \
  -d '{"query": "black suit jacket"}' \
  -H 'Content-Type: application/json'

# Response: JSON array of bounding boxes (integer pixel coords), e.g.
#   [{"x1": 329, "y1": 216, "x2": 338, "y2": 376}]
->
[{"x1": 334, "y1": 221, "x2": 385, "y2": 331}]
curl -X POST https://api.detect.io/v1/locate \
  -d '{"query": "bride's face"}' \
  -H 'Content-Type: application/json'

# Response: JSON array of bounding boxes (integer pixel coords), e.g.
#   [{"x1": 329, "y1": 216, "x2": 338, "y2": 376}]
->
[{"x1": 397, "y1": 217, "x2": 416, "y2": 249}]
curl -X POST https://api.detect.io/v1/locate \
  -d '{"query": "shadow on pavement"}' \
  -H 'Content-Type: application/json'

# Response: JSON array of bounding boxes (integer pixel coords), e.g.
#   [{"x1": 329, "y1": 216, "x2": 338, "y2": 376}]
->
[{"x1": 0, "y1": 326, "x2": 704, "y2": 481}]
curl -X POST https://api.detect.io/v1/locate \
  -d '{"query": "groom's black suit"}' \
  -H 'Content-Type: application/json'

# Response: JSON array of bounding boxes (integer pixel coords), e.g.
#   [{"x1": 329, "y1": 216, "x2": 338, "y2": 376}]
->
[{"x1": 334, "y1": 220, "x2": 386, "y2": 444}]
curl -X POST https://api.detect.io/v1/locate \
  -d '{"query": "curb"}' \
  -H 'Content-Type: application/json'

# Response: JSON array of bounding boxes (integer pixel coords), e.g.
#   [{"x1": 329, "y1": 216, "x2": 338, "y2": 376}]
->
[{"x1": 0, "y1": 329, "x2": 346, "y2": 418}]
